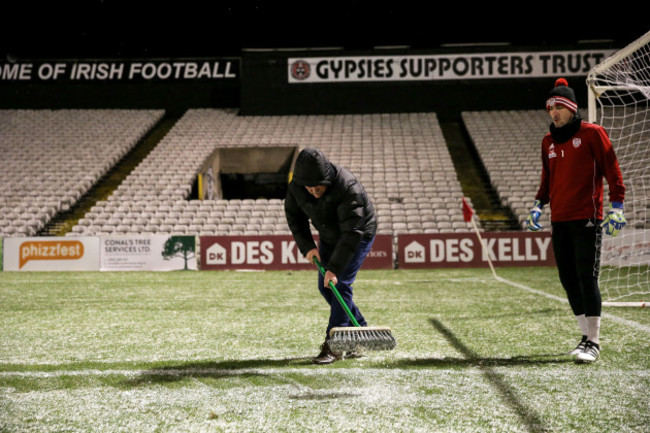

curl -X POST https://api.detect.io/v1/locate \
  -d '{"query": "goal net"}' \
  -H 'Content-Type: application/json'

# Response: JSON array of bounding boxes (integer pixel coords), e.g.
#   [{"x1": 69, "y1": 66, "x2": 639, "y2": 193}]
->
[{"x1": 587, "y1": 31, "x2": 650, "y2": 307}]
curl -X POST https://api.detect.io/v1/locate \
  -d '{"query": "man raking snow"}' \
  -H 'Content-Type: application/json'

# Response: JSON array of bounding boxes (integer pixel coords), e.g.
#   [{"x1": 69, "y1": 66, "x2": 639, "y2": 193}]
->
[{"x1": 284, "y1": 148, "x2": 396, "y2": 364}]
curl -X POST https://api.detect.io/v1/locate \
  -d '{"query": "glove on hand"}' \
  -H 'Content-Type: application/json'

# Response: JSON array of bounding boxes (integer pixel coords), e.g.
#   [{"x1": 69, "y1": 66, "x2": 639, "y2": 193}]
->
[
  {"x1": 601, "y1": 201, "x2": 626, "y2": 236},
  {"x1": 526, "y1": 200, "x2": 543, "y2": 231}
]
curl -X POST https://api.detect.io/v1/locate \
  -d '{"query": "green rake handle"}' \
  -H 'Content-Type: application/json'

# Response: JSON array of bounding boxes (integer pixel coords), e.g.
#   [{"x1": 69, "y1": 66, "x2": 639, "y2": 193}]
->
[{"x1": 313, "y1": 257, "x2": 361, "y2": 327}]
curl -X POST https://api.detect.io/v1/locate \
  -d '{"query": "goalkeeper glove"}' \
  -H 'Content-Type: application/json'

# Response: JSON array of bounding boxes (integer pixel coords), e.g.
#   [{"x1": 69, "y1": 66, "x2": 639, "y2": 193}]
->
[
  {"x1": 601, "y1": 201, "x2": 626, "y2": 236},
  {"x1": 526, "y1": 200, "x2": 543, "y2": 231}
]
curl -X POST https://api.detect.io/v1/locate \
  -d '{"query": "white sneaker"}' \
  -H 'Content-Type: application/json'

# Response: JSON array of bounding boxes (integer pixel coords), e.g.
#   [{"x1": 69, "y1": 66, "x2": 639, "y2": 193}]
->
[
  {"x1": 576, "y1": 340, "x2": 600, "y2": 363},
  {"x1": 568, "y1": 336, "x2": 588, "y2": 356}
]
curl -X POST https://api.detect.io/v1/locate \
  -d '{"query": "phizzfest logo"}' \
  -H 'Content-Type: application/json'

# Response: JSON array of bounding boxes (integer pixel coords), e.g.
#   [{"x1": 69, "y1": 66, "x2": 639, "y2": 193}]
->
[{"x1": 20, "y1": 240, "x2": 84, "y2": 269}]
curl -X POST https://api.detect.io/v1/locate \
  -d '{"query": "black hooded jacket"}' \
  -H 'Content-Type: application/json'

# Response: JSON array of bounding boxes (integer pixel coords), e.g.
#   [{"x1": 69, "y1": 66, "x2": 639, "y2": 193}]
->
[{"x1": 284, "y1": 148, "x2": 377, "y2": 275}]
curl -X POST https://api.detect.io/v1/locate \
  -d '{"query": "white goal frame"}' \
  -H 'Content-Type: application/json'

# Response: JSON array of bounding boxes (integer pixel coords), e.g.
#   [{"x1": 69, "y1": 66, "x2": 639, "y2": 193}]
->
[
  {"x1": 587, "y1": 30, "x2": 650, "y2": 122},
  {"x1": 587, "y1": 30, "x2": 650, "y2": 308}
]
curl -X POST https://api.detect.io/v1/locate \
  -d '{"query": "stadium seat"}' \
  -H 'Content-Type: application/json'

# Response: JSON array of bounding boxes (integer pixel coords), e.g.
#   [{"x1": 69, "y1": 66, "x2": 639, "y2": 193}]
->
[{"x1": 33, "y1": 109, "x2": 484, "y2": 237}]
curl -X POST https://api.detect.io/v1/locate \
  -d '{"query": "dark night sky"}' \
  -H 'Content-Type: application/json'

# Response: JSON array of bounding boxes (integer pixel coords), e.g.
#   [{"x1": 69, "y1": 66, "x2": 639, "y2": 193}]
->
[{"x1": 2, "y1": 1, "x2": 648, "y2": 60}]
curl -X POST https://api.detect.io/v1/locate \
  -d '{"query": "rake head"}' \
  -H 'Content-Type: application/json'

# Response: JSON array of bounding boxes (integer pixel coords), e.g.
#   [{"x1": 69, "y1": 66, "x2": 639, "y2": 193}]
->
[{"x1": 328, "y1": 325, "x2": 396, "y2": 353}]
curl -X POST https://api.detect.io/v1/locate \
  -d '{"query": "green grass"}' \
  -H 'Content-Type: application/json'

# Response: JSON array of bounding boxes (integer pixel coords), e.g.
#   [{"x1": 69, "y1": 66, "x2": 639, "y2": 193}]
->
[{"x1": 1, "y1": 268, "x2": 649, "y2": 432}]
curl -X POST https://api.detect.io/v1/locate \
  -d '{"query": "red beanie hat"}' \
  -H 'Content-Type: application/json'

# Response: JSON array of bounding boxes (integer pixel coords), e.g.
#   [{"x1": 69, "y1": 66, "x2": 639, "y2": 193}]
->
[{"x1": 546, "y1": 78, "x2": 578, "y2": 113}]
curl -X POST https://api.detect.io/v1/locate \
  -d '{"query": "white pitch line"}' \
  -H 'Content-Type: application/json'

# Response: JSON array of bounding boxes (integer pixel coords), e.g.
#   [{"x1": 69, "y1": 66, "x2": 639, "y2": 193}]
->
[
  {"x1": 495, "y1": 276, "x2": 650, "y2": 334},
  {"x1": 494, "y1": 276, "x2": 569, "y2": 304},
  {"x1": 0, "y1": 368, "x2": 289, "y2": 378},
  {"x1": 0, "y1": 369, "x2": 140, "y2": 378}
]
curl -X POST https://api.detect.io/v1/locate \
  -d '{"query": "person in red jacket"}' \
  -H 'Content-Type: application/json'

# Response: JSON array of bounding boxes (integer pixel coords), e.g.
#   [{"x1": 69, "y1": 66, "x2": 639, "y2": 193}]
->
[{"x1": 526, "y1": 78, "x2": 626, "y2": 363}]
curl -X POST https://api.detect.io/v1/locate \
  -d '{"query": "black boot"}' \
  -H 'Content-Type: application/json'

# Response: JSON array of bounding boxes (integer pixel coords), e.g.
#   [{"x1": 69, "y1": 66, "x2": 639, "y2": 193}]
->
[{"x1": 312, "y1": 340, "x2": 341, "y2": 365}]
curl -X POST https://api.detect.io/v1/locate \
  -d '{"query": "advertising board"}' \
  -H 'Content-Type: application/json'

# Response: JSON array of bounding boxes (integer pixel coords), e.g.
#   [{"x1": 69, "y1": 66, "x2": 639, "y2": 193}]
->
[
  {"x1": 398, "y1": 232, "x2": 555, "y2": 269},
  {"x1": 200, "y1": 234, "x2": 393, "y2": 271}
]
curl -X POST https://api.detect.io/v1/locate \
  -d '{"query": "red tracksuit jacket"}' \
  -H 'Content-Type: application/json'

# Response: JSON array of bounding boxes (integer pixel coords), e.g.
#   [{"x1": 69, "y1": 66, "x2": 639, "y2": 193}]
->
[{"x1": 535, "y1": 121, "x2": 625, "y2": 222}]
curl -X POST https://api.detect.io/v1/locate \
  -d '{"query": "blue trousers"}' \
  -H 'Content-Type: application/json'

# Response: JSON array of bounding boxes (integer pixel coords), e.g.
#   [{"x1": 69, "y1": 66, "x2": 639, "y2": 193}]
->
[{"x1": 318, "y1": 237, "x2": 374, "y2": 339}]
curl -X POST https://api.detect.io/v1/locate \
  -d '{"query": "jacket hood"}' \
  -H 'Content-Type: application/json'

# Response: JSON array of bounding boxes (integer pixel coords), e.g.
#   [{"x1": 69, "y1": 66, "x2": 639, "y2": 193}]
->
[{"x1": 292, "y1": 148, "x2": 333, "y2": 186}]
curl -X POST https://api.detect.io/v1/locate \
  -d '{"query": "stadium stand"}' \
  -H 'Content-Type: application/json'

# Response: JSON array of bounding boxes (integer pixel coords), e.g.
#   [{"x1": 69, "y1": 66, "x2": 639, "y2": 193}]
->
[
  {"x1": 61, "y1": 109, "x2": 473, "y2": 237},
  {"x1": 19, "y1": 106, "x2": 643, "y2": 240},
  {"x1": 462, "y1": 110, "x2": 552, "y2": 230},
  {"x1": 0, "y1": 109, "x2": 165, "y2": 238}
]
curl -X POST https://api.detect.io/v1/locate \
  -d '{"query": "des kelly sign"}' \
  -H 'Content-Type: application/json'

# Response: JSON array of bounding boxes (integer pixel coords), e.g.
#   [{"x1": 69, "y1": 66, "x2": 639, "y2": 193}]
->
[
  {"x1": 200, "y1": 235, "x2": 393, "y2": 270},
  {"x1": 398, "y1": 232, "x2": 554, "y2": 268}
]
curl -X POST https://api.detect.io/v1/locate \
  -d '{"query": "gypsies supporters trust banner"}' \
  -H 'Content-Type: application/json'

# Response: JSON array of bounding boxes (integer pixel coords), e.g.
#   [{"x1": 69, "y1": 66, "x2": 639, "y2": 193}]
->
[{"x1": 288, "y1": 49, "x2": 614, "y2": 83}]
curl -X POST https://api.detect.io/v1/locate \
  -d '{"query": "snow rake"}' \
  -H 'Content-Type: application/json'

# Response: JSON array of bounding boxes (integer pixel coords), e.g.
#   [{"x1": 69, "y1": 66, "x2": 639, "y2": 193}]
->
[{"x1": 313, "y1": 257, "x2": 396, "y2": 353}]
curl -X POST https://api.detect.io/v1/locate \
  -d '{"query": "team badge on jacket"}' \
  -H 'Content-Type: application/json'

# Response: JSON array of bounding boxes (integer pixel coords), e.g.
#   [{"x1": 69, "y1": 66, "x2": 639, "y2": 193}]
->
[{"x1": 573, "y1": 138, "x2": 582, "y2": 148}]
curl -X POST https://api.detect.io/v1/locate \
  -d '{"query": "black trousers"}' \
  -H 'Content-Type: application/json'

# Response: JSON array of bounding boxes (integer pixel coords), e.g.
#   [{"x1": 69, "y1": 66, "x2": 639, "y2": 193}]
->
[{"x1": 551, "y1": 219, "x2": 603, "y2": 317}]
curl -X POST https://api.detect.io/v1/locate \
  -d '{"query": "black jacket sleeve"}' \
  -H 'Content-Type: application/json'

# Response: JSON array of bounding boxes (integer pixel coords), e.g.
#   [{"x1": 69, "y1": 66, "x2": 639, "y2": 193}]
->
[
  {"x1": 326, "y1": 186, "x2": 366, "y2": 274},
  {"x1": 284, "y1": 187, "x2": 317, "y2": 256}
]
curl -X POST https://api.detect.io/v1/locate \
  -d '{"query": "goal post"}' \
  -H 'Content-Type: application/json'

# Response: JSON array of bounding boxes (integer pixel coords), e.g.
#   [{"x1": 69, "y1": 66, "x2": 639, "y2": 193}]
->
[{"x1": 586, "y1": 30, "x2": 650, "y2": 307}]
